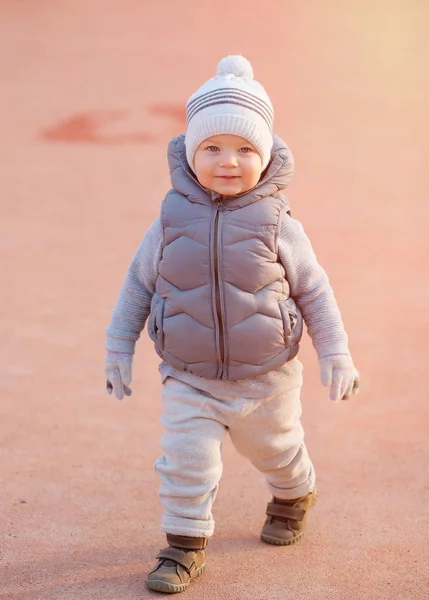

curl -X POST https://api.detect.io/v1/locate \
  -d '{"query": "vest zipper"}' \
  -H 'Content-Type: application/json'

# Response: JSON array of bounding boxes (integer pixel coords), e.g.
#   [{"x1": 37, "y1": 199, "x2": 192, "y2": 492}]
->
[{"x1": 214, "y1": 200, "x2": 225, "y2": 379}]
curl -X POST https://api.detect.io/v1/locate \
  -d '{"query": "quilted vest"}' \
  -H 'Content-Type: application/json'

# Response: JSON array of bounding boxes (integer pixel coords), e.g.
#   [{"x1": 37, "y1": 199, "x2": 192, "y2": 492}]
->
[{"x1": 147, "y1": 134, "x2": 303, "y2": 380}]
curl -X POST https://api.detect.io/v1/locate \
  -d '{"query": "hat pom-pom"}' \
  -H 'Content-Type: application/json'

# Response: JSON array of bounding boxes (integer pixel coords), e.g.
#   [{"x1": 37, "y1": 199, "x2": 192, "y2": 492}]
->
[{"x1": 216, "y1": 55, "x2": 254, "y2": 80}]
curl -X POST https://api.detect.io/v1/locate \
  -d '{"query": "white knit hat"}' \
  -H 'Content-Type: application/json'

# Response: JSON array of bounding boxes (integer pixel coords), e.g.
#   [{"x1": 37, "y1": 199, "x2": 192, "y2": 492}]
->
[{"x1": 185, "y1": 55, "x2": 274, "y2": 171}]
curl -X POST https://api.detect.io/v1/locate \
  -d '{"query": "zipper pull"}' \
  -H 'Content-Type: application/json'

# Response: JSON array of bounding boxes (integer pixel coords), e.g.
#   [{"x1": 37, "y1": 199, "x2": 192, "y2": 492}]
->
[{"x1": 215, "y1": 200, "x2": 225, "y2": 212}]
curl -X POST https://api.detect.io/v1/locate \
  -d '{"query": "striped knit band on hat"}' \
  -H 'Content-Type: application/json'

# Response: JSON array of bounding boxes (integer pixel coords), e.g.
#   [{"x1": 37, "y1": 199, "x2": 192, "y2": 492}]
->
[{"x1": 185, "y1": 55, "x2": 274, "y2": 172}]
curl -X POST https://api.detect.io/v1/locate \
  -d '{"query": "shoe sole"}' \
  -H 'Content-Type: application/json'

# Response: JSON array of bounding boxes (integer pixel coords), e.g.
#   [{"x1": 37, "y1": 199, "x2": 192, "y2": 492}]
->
[
  {"x1": 260, "y1": 530, "x2": 305, "y2": 546},
  {"x1": 145, "y1": 562, "x2": 206, "y2": 594},
  {"x1": 260, "y1": 488, "x2": 318, "y2": 546}
]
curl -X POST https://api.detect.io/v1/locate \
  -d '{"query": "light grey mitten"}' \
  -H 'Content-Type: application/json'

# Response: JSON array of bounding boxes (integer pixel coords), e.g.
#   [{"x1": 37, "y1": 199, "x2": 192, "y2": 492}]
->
[
  {"x1": 105, "y1": 351, "x2": 133, "y2": 400},
  {"x1": 319, "y1": 354, "x2": 360, "y2": 401}
]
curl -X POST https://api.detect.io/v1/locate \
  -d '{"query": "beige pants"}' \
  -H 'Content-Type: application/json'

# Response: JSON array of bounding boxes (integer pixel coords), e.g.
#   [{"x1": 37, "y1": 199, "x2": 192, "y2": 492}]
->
[{"x1": 154, "y1": 371, "x2": 315, "y2": 538}]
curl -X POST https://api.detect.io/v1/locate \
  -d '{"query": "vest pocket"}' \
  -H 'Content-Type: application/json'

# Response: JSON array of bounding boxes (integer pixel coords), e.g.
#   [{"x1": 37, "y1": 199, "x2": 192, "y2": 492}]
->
[
  {"x1": 279, "y1": 298, "x2": 303, "y2": 348},
  {"x1": 148, "y1": 297, "x2": 166, "y2": 352}
]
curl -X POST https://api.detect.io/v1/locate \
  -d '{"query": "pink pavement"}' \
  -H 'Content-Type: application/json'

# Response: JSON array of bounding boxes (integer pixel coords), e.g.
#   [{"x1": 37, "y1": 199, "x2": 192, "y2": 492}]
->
[{"x1": 1, "y1": 2, "x2": 428, "y2": 598}]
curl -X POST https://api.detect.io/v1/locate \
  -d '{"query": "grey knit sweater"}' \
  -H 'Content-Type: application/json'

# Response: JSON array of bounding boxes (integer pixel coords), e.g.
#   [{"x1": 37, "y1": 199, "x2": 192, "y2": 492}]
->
[{"x1": 106, "y1": 211, "x2": 350, "y2": 398}]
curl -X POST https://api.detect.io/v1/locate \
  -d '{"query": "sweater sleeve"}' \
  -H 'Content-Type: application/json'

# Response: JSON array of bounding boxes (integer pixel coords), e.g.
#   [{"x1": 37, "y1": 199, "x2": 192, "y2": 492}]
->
[
  {"x1": 105, "y1": 217, "x2": 162, "y2": 354},
  {"x1": 277, "y1": 213, "x2": 350, "y2": 359}
]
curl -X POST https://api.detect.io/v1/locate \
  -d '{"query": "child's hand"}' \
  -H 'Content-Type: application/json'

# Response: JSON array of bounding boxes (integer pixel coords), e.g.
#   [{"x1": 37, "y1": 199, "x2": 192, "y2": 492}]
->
[
  {"x1": 105, "y1": 351, "x2": 133, "y2": 400},
  {"x1": 319, "y1": 355, "x2": 360, "y2": 401}
]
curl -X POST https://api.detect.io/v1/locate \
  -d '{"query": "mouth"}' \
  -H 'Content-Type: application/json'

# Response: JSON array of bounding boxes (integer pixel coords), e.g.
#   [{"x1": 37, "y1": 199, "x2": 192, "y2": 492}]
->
[{"x1": 216, "y1": 175, "x2": 240, "y2": 180}]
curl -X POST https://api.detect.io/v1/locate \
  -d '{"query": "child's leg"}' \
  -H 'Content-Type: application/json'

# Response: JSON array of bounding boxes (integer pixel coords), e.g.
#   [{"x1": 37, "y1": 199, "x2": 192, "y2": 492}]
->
[
  {"x1": 155, "y1": 377, "x2": 228, "y2": 539},
  {"x1": 147, "y1": 378, "x2": 226, "y2": 592},
  {"x1": 228, "y1": 374, "x2": 315, "y2": 500},
  {"x1": 228, "y1": 373, "x2": 316, "y2": 545}
]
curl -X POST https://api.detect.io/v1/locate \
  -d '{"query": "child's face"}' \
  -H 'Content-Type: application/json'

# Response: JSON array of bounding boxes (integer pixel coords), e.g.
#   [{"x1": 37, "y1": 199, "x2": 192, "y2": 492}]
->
[{"x1": 193, "y1": 134, "x2": 263, "y2": 197}]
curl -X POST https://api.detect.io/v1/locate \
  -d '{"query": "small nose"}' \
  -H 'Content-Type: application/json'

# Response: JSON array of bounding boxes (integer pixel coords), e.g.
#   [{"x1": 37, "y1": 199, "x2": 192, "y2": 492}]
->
[{"x1": 219, "y1": 150, "x2": 238, "y2": 167}]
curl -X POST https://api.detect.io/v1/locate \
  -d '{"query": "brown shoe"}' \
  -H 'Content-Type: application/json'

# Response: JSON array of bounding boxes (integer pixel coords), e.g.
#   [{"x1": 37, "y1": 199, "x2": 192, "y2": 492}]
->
[
  {"x1": 260, "y1": 488, "x2": 317, "y2": 546},
  {"x1": 146, "y1": 535, "x2": 207, "y2": 594}
]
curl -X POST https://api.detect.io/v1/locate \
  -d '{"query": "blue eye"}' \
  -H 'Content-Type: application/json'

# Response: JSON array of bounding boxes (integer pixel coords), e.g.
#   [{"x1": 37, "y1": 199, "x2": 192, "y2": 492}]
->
[
  {"x1": 207, "y1": 145, "x2": 219, "y2": 151},
  {"x1": 239, "y1": 147, "x2": 252, "y2": 153}
]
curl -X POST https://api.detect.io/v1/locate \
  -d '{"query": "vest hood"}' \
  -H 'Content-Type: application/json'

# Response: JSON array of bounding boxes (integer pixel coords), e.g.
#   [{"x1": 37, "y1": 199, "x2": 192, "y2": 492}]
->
[{"x1": 167, "y1": 133, "x2": 294, "y2": 209}]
